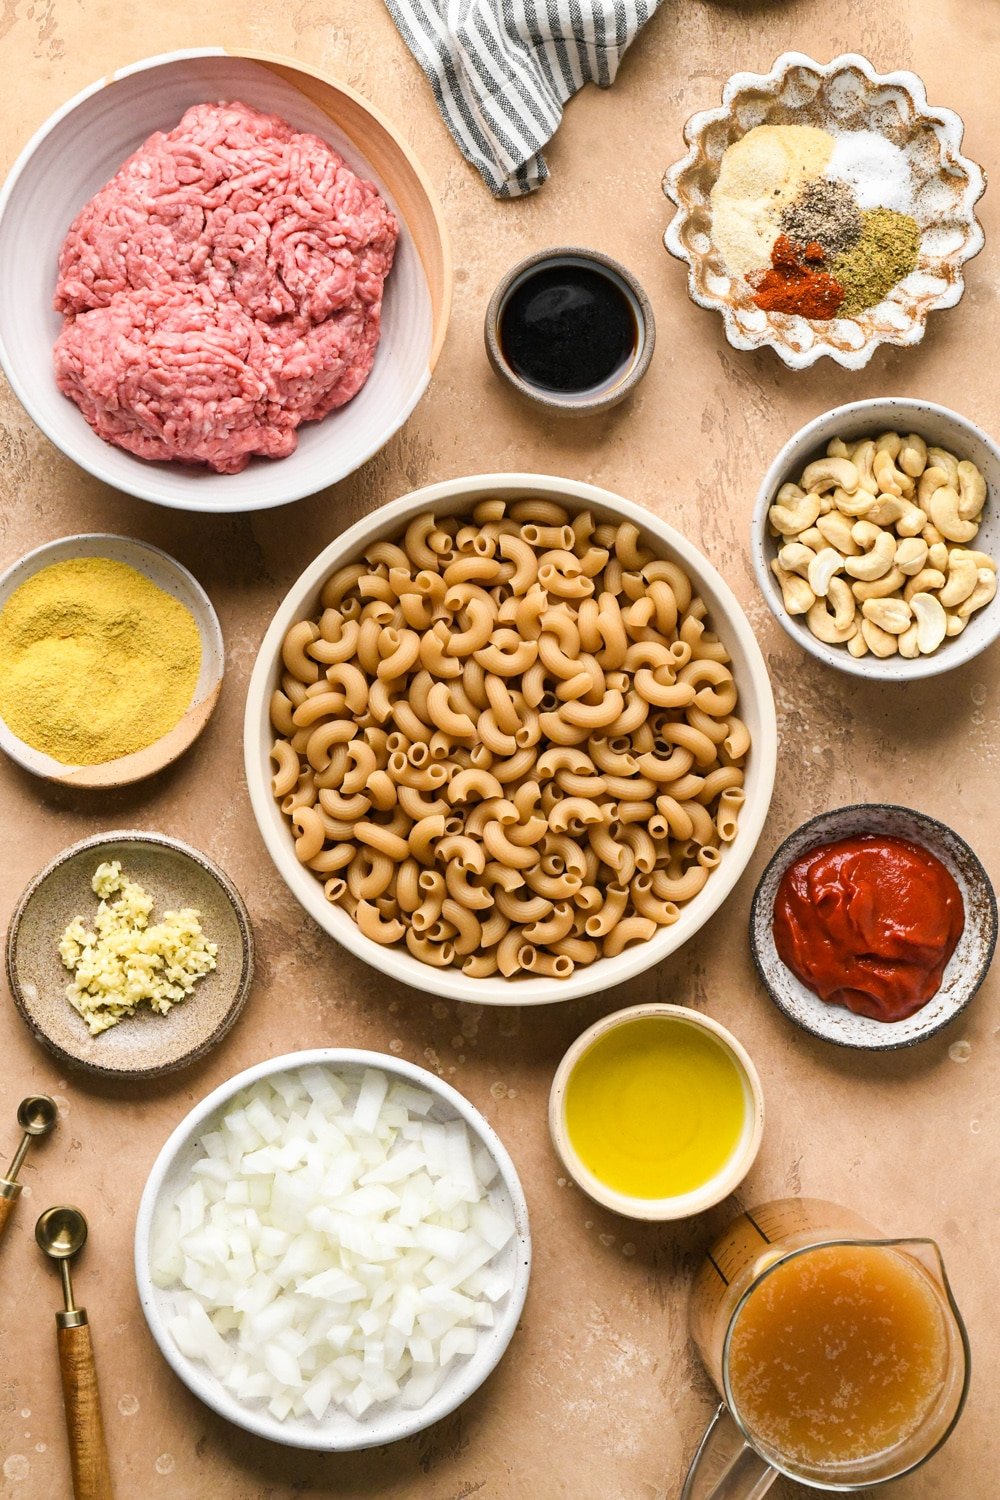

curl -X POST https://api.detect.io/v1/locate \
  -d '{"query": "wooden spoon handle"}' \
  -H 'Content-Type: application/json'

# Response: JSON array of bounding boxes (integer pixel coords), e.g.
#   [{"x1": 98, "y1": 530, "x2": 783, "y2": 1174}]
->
[
  {"x1": 56, "y1": 1318, "x2": 114, "y2": 1500},
  {"x1": 0, "y1": 1188, "x2": 19, "y2": 1242}
]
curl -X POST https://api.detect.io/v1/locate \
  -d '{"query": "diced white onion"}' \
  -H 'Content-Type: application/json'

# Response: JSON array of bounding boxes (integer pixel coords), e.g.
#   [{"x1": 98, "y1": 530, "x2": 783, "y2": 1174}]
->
[{"x1": 152, "y1": 1066, "x2": 516, "y2": 1422}]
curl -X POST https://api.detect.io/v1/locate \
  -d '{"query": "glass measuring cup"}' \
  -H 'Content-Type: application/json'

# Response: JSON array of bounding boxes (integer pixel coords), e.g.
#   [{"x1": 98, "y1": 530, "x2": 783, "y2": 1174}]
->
[{"x1": 682, "y1": 1198, "x2": 970, "y2": 1498}]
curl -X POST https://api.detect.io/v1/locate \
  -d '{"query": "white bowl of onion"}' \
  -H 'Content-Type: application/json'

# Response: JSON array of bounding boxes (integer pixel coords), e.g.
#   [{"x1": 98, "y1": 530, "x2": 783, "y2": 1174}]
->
[
  {"x1": 243, "y1": 473, "x2": 778, "y2": 1005},
  {"x1": 134, "y1": 1049, "x2": 530, "y2": 1450}
]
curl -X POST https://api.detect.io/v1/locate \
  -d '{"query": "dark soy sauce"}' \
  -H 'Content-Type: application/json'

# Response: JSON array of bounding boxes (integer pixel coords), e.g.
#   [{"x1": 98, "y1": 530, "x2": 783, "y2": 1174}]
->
[{"x1": 498, "y1": 261, "x2": 638, "y2": 396}]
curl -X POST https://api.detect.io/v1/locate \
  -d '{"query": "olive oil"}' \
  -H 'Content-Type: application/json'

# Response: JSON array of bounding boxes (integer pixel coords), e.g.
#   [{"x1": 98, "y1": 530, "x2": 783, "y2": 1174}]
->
[
  {"x1": 562, "y1": 1015, "x2": 748, "y2": 1199},
  {"x1": 728, "y1": 1243, "x2": 950, "y2": 1469}
]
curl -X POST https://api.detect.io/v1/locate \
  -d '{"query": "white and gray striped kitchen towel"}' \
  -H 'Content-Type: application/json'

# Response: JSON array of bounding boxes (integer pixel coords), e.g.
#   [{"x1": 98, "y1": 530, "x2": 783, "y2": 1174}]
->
[{"x1": 384, "y1": 0, "x2": 661, "y2": 197}]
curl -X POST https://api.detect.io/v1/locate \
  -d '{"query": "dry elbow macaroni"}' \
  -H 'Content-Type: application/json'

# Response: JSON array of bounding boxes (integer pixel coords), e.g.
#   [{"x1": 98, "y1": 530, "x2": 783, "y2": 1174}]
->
[
  {"x1": 769, "y1": 431, "x2": 997, "y2": 658},
  {"x1": 270, "y1": 500, "x2": 750, "y2": 980}
]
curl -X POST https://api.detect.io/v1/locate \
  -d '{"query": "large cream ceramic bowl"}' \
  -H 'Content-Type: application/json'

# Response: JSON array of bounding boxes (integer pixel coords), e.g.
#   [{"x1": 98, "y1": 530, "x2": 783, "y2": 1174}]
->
[
  {"x1": 244, "y1": 475, "x2": 778, "y2": 1005},
  {"x1": 0, "y1": 50, "x2": 450, "y2": 513}
]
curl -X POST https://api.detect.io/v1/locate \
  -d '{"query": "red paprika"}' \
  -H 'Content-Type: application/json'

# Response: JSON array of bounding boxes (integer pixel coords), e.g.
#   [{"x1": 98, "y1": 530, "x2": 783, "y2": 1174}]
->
[{"x1": 750, "y1": 234, "x2": 844, "y2": 320}]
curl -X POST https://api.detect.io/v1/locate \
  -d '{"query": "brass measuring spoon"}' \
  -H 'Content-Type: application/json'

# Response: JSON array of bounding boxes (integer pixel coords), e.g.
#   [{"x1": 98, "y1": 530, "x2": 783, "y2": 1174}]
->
[
  {"x1": 0, "y1": 1095, "x2": 57, "y2": 1242},
  {"x1": 36, "y1": 1206, "x2": 114, "y2": 1500}
]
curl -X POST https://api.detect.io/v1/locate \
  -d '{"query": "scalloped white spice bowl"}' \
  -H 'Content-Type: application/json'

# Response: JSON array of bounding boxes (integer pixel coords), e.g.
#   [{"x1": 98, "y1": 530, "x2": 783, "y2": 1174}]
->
[
  {"x1": 243, "y1": 474, "x2": 778, "y2": 1006},
  {"x1": 663, "y1": 52, "x2": 986, "y2": 370}
]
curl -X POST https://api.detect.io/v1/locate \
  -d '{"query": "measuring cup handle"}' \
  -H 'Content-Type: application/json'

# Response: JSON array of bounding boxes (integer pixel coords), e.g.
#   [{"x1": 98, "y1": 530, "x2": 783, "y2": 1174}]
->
[
  {"x1": 56, "y1": 1315, "x2": 114, "y2": 1500},
  {"x1": 680, "y1": 1404, "x2": 777, "y2": 1500},
  {"x1": 0, "y1": 1187, "x2": 20, "y2": 1244}
]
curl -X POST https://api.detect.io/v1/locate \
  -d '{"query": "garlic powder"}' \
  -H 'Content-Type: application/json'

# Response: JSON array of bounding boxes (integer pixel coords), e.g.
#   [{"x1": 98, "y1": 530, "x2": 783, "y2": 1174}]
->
[{"x1": 59, "y1": 861, "x2": 217, "y2": 1035}]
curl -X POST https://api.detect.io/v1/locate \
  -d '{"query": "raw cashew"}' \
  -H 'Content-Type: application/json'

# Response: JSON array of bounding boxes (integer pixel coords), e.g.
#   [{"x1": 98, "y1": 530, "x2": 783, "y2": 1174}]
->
[
  {"x1": 956, "y1": 461, "x2": 986, "y2": 521},
  {"x1": 898, "y1": 623, "x2": 921, "y2": 658},
  {"x1": 862, "y1": 597, "x2": 912, "y2": 634},
  {"x1": 957, "y1": 569, "x2": 998, "y2": 618},
  {"x1": 818, "y1": 494, "x2": 835, "y2": 515},
  {"x1": 873, "y1": 450, "x2": 911, "y2": 497},
  {"x1": 861, "y1": 618, "x2": 898, "y2": 657},
  {"x1": 852, "y1": 567, "x2": 906, "y2": 601},
  {"x1": 938, "y1": 554, "x2": 979, "y2": 608},
  {"x1": 903, "y1": 568, "x2": 946, "y2": 602},
  {"x1": 894, "y1": 538, "x2": 928, "y2": 576},
  {"x1": 894, "y1": 502, "x2": 928, "y2": 538},
  {"x1": 845, "y1": 524, "x2": 896, "y2": 580},
  {"x1": 801, "y1": 457, "x2": 861, "y2": 495},
  {"x1": 827, "y1": 577, "x2": 857, "y2": 630},
  {"x1": 816, "y1": 512, "x2": 861, "y2": 555},
  {"x1": 899, "y1": 434, "x2": 928, "y2": 477},
  {"x1": 945, "y1": 612, "x2": 967, "y2": 637},
  {"x1": 771, "y1": 560, "x2": 815, "y2": 616},
  {"x1": 928, "y1": 447, "x2": 960, "y2": 484},
  {"x1": 847, "y1": 630, "x2": 869, "y2": 658},
  {"x1": 776, "y1": 542, "x2": 816, "y2": 577},
  {"x1": 807, "y1": 547, "x2": 846, "y2": 598},
  {"x1": 917, "y1": 466, "x2": 950, "y2": 507},
  {"x1": 806, "y1": 583, "x2": 856, "y2": 643},
  {"x1": 951, "y1": 548, "x2": 996, "y2": 572},
  {"x1": 849, "y1": 441, "x2": 879, "y2": 495},
  {"x1": 827, "y1": 437, "x2": 851, "y2": 459},
  {"x1": 874, "y1": 431, "x2": 903, "y2": 460},
  {"x1": 769, "y1": 491, "x2": 822, "y2": 537},
  {"x1": 922, "y1": 523, "x2": 946, "y2": 547},
  {"x1": 928, "y1": 485, "x2": 979, "y2": 544},
  {"x1": 911, "y1": 593, "x2": 948, "y2": 653},
  {"x1": 832, "y1": 485, "x2": 875, "y2": 518},
  {"x1": 927, "y1": 542, "x2": 950, "y2": 571},
  {"x1": 798, "y1": 526, "x2": 825, "y2": 551}
]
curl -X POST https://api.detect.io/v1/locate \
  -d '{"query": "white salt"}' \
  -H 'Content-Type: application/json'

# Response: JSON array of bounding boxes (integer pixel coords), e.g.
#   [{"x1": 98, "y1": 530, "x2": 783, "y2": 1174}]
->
[{"x1": 828, "y1": 131, "x2": 913, "y2": 214}]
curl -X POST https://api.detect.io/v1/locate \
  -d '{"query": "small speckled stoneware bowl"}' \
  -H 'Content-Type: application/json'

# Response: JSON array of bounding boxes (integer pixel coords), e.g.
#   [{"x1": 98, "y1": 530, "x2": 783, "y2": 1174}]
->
[
  {"x1": 663, "y1": 52, "x2": 985, "y2": 369},
  {"x1": 6, "y1": 831, "x2": 254, "y2": 1077},
  {"x1": 135, "y1": 1048, "x2": 531, "y2": 1450},
  {"x1": 0, "y1": 533, "x2": 224, "y2": 785},
  {"x1": 548, "y1": 1004, "x2": 765, "y2": 1221},
  {"x1": 752, "y1": 398, "x2": 1000, "y2": 680},
  {"x1": 0, "y1": 49, "x2": 450, "y2": 512},
  {"x1": 484, "y1": 248, "x2": 655, "y2": 414},
  {"x1": 750, "y1": 805, "x2": 997, "y2": 1050}
]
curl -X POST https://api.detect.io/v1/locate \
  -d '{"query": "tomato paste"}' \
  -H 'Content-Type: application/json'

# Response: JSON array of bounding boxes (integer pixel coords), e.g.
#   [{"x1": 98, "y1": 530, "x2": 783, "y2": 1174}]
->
[{"x1": 772, "y1": 834, "x2": 964, "y2": 1023}]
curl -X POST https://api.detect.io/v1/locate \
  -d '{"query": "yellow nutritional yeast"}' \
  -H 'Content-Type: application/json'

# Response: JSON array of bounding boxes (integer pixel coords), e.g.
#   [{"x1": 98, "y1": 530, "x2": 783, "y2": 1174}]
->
[
  {"x1": 563, "y1": 1016, "x2": 747, "y2": 1199},
  {"x1": 728, "y1": 1243, "x2": 949, "y2": 1469},
  {"x1": 0, "y1": 556, "x2": 201, "y2": 765}
]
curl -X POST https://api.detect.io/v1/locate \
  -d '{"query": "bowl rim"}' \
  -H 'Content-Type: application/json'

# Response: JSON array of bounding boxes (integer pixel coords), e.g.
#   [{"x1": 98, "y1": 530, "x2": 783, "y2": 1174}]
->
[
  {"x1": 0, "y1": 531, "x2": 225, "y2": 784},
  {"x1": 662, "y1": 50, "x2": 987, "y2": 372},
  {"x1": 547, "y1": 1003, "x2": 765, "y2": 1220},
  {"x1": 133, "y1": 1046, "x2": 532, "y2": 1450},
  {"x1": 5, "y1": 828, "x2": 255, "y2": 1077},
  {"x1": 483, "y1": 246, "x2": 656, "y2": 413},
  {"x1": 751, "y1": 397, "x2": 1000, "y2": 680},
  {"x1": 748, "y1": 803, "x2": 998, "y2": 1051},
  {"x1": 242, "y1": 471, "x2": 779, "y2": 1006},
  {"x1": 0, "y1": 46, "x2": 452, "y2": 513}
]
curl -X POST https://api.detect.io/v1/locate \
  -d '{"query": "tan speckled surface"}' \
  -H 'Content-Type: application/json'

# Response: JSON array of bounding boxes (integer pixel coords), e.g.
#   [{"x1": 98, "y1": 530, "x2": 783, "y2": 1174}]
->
[{"x1": 2, "y1": 3, "x2": 999, "y2": 1498}]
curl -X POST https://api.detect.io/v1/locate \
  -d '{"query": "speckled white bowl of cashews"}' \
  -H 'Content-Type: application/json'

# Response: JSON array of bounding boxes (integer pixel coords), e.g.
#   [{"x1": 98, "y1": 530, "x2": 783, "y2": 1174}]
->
[{"x1": 752, "y1": 398, "x2": 1000, "y2": 680}]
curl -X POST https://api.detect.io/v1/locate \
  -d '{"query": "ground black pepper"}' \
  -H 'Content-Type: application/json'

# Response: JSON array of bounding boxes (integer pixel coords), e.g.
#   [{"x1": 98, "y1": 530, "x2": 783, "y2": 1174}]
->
[{"x1": 779, "y1": 179, "x2": 863, "y2": 261}]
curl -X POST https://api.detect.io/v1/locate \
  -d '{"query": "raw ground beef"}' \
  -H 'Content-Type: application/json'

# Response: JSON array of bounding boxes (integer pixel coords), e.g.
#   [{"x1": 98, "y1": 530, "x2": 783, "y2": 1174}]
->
[{"x1": 53, "y1": 100, "x2": 398, "y2": 473}]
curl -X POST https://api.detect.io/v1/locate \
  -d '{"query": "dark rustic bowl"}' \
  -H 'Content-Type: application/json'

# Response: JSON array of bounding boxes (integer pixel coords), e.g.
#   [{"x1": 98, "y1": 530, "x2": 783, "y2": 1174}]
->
[
  {"x1": 749, "y1": 804, "x2": 996, "y2": 1050},
  {"x1": 6, "y1": 831, "x2": 254, "y2": 1077},
  {"x1": 484, "y1": 247, "x2": 655, "y2": 415}
]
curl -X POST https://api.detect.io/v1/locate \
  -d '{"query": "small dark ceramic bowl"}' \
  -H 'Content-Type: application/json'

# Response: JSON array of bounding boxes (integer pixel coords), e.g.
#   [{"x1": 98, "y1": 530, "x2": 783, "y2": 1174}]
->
[
  {"x1": 484, "y1": 247, "x2": 655, "y2": 415},
  {"x1": 750, "y1": 804, "x2": 997, "y2": 1050},
  {"x1": 6, "y1": 831, "x2": 254, "y2": 1078}
]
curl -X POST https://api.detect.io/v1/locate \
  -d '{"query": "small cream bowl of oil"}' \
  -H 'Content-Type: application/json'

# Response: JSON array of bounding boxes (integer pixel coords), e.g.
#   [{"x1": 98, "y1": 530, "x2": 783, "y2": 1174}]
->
[{"x1": 549, "y1": 1005, "x2": 764, "y2": 1220}]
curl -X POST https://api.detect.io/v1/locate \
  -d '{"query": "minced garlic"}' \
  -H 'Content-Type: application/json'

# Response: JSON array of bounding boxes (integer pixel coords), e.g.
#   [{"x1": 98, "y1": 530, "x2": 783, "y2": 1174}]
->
[{"x1": 59, "y1": 861, "x2": 217, "y2": 1036}]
